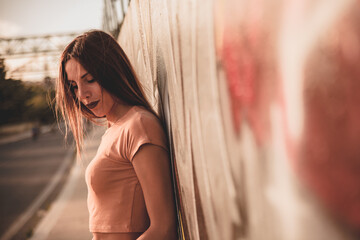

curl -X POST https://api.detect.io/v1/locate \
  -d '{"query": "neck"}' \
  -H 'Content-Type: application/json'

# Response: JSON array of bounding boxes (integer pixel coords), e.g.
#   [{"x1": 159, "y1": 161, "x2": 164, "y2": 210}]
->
[{"x1": 106, "y1": 102, "x2": 132, "y2": 127}]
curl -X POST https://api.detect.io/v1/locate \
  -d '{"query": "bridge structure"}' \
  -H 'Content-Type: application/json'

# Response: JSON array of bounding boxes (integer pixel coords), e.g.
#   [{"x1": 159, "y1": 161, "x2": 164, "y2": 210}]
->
[{"x1": 0, "y1": 0, "x2": 129, "y2": 81}]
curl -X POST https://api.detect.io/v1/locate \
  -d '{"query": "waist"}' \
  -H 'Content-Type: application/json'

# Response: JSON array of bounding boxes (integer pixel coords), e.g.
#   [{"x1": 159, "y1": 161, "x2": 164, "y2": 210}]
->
[{"x1": 92, "y1": 232, "x2": 142, "y2": 240}]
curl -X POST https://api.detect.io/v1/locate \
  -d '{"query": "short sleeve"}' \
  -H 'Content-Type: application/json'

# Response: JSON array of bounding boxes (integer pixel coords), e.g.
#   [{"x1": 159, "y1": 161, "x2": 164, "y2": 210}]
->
[{"x1": 126, "y1": 113, "x2": 168, "y2": 162}]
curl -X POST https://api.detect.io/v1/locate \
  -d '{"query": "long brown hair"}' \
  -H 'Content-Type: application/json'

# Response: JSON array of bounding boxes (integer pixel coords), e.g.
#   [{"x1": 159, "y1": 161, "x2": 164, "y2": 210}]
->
[{"x1": 56, "y1": 30, "x2": 156, "y2": 157}]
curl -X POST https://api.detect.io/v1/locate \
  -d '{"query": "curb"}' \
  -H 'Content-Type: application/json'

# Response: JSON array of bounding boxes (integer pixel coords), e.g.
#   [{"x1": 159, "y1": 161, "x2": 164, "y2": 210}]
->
[{"x1": 29, "y1": 155, "x2": 81, "y2": 240}]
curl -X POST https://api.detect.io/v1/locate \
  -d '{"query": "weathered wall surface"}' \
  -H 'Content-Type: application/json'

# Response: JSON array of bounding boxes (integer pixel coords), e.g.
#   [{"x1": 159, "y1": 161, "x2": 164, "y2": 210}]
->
[{"x1": 118, "y1": 0, "x2": 360, "y2": 239}]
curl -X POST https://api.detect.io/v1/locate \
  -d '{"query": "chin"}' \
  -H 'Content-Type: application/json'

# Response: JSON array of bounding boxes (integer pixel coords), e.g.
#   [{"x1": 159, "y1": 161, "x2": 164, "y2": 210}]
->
[{"x1": 91, "y1": 111, "x2": 103, "y2": 118}]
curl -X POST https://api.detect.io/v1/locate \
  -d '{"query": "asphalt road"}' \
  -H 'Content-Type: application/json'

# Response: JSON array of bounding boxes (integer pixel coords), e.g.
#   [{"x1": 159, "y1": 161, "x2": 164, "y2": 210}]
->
[{"x1": 0, "y1": 127, "x2": 74, "y2": 239}]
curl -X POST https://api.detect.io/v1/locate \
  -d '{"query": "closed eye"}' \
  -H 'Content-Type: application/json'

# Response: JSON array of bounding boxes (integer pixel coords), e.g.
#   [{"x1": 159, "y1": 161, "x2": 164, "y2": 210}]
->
[{"x1": 87, "y1": 78, "x2": 96, "y2": 83}]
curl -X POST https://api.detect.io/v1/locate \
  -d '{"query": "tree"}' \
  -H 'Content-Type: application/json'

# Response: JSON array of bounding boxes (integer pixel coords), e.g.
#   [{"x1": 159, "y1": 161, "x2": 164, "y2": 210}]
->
[
  {"x1": 0, "y1": 58, "x2": 56, "y2": 125},
  {"x1": 0, "y1": 58, "x2": 6, "y2": 81}
]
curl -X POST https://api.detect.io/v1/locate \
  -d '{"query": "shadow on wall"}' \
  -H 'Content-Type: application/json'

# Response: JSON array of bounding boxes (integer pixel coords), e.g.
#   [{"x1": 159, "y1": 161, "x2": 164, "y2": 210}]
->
[{"x1": 118, "y1": 0, "x2": 360, "y2": 239}]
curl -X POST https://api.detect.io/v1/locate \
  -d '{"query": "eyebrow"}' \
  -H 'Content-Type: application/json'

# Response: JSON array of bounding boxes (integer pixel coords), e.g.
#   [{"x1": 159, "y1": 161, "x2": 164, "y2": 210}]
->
[{"x1": 68, "y1": 72, "x2": 89, "y2": 82}]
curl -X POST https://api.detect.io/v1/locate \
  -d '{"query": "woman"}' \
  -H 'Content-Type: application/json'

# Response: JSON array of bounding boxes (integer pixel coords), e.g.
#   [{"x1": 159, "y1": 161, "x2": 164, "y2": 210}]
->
[{"x1": 56, "y1": 30, "x2": 178, "y2": 240}]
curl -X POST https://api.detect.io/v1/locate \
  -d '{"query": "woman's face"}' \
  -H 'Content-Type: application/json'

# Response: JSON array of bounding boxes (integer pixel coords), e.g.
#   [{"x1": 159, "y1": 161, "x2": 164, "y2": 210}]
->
[{"x1": 65, "y1": 58, "x2": 115, "y2": 118}]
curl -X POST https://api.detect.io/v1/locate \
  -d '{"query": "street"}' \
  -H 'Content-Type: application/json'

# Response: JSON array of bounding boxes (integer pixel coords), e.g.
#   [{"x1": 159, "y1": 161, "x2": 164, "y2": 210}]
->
[{"x1": 0, "y1": 127, "x2": 74, "y2": 239}]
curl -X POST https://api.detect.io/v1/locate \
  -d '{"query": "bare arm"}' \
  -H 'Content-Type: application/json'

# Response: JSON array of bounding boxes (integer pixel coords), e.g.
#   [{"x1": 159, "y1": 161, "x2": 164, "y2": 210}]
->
[{"x1": 132, "y1": 144, "x2": 178, "y2": 240}]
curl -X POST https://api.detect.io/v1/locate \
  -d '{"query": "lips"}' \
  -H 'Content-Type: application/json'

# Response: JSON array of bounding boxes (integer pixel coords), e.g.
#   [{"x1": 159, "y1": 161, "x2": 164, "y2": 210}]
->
[{"x1": 86, "y1": 100, "x2": 100, "y2": 110}]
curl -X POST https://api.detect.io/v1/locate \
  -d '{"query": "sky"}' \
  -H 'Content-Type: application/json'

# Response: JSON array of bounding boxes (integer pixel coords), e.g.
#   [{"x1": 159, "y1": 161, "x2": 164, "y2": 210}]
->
[
  {"x1": 0, "y1": 0, "x2": 103, "y2": 37},
  {"x1": 0, "y1": 0, "x2": 105, "y2": 81}
]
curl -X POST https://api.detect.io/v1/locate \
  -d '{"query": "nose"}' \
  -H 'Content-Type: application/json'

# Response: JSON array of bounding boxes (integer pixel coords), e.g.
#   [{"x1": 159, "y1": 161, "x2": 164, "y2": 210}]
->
[{"x1": 77, "y1": 84, "x2": 91, "y2": 101}]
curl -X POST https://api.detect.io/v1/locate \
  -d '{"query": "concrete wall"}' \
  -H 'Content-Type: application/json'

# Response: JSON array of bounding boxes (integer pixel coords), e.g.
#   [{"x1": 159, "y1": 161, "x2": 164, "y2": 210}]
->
[{"x1": 118, "y1": 0, "x2": 360, "y2": 239}]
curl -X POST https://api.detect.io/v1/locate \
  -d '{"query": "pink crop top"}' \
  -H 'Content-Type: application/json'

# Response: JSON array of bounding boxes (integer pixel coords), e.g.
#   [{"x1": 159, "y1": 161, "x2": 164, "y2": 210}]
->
[{"x1": 85, "y1": 106, "x2": 168, "y2": 233}]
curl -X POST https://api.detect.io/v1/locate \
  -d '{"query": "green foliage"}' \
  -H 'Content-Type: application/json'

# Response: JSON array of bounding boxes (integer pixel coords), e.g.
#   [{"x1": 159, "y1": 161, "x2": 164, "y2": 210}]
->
[
  {"x1": 0, "y1": 58, "x2": 56, "y2": 125},
  {"x1": 0, "y1": 58, "x2": 6, "y2": 81},
  {"x1": 24, "y1": 84, "x2": 56, "y2": 124}
]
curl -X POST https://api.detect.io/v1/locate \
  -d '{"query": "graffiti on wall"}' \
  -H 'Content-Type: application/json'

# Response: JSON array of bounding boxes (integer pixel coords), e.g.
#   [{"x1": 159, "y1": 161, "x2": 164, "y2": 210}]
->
[{"x1": 119, "y1": 0, "x2": 360, "y2": 239}]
